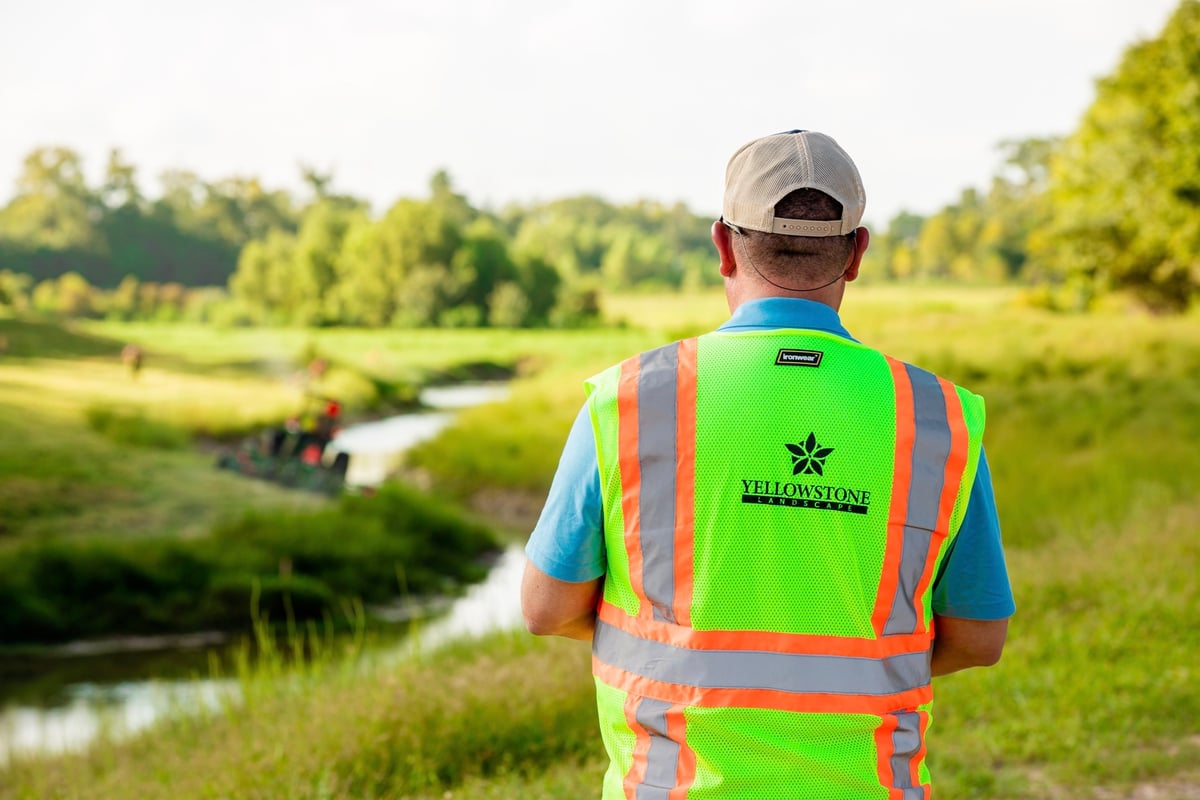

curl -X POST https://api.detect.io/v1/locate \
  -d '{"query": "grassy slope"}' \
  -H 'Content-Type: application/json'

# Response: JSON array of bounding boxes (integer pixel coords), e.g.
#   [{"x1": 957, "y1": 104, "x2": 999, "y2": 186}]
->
[
  {"x1": 0, "y1": 318, "x2": 324, "y2": 544},
  {"x1": 3, "y1": 290, "x2": 1199, "y2": 798}
]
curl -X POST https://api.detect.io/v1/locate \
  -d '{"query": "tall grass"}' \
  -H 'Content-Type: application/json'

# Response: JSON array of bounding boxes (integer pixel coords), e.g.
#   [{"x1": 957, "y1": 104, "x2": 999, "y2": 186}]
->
[{"x1": 1, "y1": 634, "x2": 601, "y2": 800}]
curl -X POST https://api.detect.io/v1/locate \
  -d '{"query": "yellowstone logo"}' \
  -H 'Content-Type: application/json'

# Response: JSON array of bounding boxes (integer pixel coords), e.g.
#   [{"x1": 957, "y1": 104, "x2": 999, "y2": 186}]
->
[
  {"x1": 739, "y1": 432, "x2": 872, "y2": 515},
  {"x1": 786, "y1": 433, "x2": 833, "y2": 476}
]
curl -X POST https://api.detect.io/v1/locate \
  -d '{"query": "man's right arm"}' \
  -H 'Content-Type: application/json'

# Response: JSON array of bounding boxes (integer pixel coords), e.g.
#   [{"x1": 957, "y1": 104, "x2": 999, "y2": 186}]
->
[{"x1": 522, "y1": 402, "x2": 606, "y2": 638}]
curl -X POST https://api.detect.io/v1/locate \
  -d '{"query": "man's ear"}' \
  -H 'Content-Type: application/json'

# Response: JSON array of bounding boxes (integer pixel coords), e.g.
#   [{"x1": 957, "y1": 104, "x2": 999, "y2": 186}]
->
[
  {"x1": 712, "y1": 221, "x2": 738, "y2": 278},
  {"x1": 843, "y1": 226, "x2": 870, "y2": 283}
]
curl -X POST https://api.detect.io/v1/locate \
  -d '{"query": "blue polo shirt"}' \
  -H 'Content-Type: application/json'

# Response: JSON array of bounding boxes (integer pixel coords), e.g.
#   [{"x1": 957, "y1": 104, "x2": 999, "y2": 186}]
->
[{"x1": 526, "y1": 297, "x2": 1015, "y2": 621}]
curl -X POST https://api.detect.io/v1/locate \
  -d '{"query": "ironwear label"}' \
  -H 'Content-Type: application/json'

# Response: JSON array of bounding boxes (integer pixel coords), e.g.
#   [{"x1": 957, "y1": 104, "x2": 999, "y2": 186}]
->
[{"x1": 775, "y1": 349, "x2": 823, "y2": 367}]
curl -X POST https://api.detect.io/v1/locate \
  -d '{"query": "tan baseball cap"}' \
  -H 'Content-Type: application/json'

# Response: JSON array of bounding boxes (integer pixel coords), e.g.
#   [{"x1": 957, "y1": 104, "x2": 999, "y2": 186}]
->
[{"x1": 722, "y1": 130, "x2": 866, "y2": 237}]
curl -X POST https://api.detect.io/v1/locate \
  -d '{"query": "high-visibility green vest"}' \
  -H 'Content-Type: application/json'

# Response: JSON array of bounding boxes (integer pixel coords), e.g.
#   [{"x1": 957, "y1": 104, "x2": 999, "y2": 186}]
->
[{"x1": 585, "y1": 328, "x2": 986, "y2": 799}]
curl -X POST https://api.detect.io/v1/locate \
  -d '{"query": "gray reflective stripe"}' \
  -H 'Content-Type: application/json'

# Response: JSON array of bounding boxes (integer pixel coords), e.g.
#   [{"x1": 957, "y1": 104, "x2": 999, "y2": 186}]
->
[
  {"x1": 884, "y1": 364, "x2": 953, "y2": 636},
  {"x1": 888, "y1": 711, "x2": 925, "y2": 798},
  {"x1": 594, "y1": 620, "x2": 931, "y2": 696},
  {"x1": 634, "y1": 697, "x2": 679, "y2": 799},
  {"x1": 904, "y1": 364, "x2": 952, "y2": 531},
  {"x1": 637, "y1": 343, "x2": 680, "y2": 624}
]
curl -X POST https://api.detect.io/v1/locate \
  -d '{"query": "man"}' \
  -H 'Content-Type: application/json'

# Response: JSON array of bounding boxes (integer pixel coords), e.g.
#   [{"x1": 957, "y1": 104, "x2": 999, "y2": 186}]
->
[{"x1": 522, "y1": 130, "x2": 1014, "y2": 798}]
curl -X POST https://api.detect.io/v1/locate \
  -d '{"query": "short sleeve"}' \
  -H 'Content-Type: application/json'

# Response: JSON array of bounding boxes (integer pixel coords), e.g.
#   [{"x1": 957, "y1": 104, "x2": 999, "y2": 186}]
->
[
  {"x1": 931, "y1": 450, "x2": 1016, "y2": 620},
  {"x1": 524, "y1": 402, "x2": 606, "y2": 583}
]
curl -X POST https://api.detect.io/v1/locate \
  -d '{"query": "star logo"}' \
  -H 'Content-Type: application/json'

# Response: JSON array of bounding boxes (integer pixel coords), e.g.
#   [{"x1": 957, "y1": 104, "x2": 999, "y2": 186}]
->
[{"x1": 786, "y1": 433, "x2": 834, "y2": 476}]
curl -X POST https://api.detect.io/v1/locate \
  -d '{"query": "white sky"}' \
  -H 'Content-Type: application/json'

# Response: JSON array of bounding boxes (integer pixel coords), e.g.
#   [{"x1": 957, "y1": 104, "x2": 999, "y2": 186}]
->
[{"x1": 0, "y1": 0, "x2": 1182, "y2": 226}]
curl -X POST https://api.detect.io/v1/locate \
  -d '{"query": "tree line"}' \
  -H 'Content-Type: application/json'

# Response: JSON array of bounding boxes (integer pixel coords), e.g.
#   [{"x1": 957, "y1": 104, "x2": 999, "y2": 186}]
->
[
  {"x1": 0, "y1": 153, "x2": 724, "y2": 327},
  {"x1": 1, "y1": 0, "x2": 1197, "y2": 319}
]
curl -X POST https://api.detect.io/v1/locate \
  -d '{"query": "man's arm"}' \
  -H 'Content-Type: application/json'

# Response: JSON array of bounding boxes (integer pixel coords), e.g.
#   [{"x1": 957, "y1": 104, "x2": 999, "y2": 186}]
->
[
  {"x1": 930, "y1": 450, "x2": 1014, "y2": 676},
  {"x1": 522, "y1": 402, "x2": 606, "y2": 640},
  {"x1": 521, "y1": 561, "x2": 602, "y2": 641},
  {"x1": 931, "y1": 615, "x2": 1008, "y2": 676}
]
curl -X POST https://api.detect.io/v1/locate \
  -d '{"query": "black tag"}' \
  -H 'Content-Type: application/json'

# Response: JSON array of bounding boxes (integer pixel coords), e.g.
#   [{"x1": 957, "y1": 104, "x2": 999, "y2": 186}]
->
[{"x1": 775, "y1": 349, "x2": 823, "y2": 367}]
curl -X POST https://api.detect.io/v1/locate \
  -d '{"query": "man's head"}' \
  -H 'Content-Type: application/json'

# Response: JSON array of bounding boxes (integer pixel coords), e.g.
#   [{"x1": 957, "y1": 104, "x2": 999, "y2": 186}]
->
[{"x1": 714, "y1": 130, "x2": 869, "y2": 310}]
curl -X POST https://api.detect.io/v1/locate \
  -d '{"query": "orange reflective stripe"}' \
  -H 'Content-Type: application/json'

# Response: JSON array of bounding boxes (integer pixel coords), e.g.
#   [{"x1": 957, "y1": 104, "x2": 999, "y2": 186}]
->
[
  {"x1": 617, "y1": 356, "x2": 649, "y2": 620},
  {"x1": 672, "y1": 337, "x2": 698, "y2": 628},
  {"x1": 908, "y1": 711, "x2": 929, "y2": 797},
  {"x1": 874, "y1": 712, "x2": 899, "y2": 798},
  {"x1": 623, "y1": 694, "x2": 650, "y2": 799},
  {"x1": 910, "y1": 377, "x2": 969, "y2": 633},
  {"x1": 874, "y1": 711, "x2": 929, "y2": 799},
  {"x1": 668, "y1": 703, "x2": 697, "y2": 799},
  {"x1": 594, "y1": 657, "x2": 932, "y2": 716},
  {"x1": 597, "y1": 601, "x2": 928, "y2": 659},
  {"x1": 873, "y1": 356, "x2": 915, "y2": 635},
  {"x1": 622, "y1": 695, "x2": 696, "y2": 799}
]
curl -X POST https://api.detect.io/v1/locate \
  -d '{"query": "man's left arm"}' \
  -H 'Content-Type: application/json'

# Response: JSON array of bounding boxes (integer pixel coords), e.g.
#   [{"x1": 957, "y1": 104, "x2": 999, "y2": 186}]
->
[{"x1": 930, "y1": 449, "x2": 1015, "y2": 675}]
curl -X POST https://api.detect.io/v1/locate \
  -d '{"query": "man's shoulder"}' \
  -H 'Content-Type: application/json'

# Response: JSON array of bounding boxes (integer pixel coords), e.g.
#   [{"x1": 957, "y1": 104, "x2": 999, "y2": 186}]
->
[{"x1": 886, "y1": 355, "x2": 984, "y2": 395}]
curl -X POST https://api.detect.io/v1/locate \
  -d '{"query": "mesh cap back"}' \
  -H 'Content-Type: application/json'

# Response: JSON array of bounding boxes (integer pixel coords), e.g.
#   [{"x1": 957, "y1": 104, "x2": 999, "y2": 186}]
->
[{"x1": 722, "y1": 131, "x2": 866, "y2": 237}]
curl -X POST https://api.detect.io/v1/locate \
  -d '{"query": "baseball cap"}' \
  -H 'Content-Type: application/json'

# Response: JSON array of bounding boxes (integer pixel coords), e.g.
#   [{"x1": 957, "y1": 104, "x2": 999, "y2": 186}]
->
[{"x1": 722, "y1": 130, "x2": 866, "y2": 237}]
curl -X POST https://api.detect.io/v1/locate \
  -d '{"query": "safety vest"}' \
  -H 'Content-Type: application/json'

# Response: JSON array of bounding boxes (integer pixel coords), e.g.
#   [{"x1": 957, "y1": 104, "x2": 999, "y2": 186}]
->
[{"x1": 585, "y1": 328, "x2": 986, "y2": 799}]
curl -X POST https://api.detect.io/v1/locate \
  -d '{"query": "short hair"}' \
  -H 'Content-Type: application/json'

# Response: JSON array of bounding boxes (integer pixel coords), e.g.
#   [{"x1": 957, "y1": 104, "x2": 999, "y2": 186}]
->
[{"x1": 738, "y1": 188, "x2": 856, "y2": 287}]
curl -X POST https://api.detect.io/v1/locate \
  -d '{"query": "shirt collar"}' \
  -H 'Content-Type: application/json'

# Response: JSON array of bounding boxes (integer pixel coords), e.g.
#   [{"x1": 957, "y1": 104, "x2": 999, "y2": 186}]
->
[{"x1": 717, "y1": 297, "x2": 855, "y2": 341}]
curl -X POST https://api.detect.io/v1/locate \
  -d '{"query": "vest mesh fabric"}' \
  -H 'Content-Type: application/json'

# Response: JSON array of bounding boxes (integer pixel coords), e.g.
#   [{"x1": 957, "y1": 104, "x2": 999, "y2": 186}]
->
[{"x1": 690, "y1": 330, "x2": 897, "y2": 636}]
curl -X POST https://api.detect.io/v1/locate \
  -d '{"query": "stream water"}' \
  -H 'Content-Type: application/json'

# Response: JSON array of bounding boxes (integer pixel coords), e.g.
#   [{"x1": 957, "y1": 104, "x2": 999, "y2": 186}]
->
[{"x1": 0, "y1": 384, "x2": 526, "y2": 765}]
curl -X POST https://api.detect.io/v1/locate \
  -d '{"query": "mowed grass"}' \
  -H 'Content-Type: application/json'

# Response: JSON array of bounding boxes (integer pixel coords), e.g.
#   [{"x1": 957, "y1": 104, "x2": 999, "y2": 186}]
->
[
  {"x1": 2, "y1": 289, "x2": 1198, "y2": 798},
  {"x1": 0, "y1": 319, "x2": 324, "y2": 543}
]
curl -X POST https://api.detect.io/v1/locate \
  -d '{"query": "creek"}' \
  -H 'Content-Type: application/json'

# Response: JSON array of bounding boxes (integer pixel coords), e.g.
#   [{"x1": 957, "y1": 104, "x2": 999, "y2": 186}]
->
[{"x1": 0, "y1": 383, "x2": 528, "y2": 765}]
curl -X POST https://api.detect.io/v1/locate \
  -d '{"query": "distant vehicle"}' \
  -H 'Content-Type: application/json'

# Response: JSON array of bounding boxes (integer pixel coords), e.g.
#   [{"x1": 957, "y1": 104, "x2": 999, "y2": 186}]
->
[{"x1": 216, "y1": 398, "x2": 350, "y2": 496}]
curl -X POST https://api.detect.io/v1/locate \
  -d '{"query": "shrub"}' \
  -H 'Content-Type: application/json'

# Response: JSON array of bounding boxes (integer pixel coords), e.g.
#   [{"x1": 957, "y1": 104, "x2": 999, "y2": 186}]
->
[{"x1": 0, "y1": 482, "x2": 499, "y2": 645}]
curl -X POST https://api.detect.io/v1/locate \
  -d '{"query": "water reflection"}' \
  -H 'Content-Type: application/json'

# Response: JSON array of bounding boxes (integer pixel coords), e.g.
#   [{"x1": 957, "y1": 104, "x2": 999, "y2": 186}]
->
[
  {"x1": 386, "y1": 545, "x2": 527, "y2": 656},
  {"x1": 0, "y1": 546, "x2": 528, "y2": 765},
  {"x1": 0, "y1": 681, "x2": 237, "y2": 763}
]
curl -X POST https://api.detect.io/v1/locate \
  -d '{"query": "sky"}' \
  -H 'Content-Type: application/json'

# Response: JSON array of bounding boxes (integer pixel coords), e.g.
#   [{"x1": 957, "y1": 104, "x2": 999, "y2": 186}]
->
[{"x1": 0, "y1": 0, "x2": 1183, "y2": 227}]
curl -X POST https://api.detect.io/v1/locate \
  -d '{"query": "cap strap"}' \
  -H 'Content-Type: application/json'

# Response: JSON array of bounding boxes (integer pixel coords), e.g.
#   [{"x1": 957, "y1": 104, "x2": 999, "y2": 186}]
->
[{"x1": 771, "y1": 217, "x2": 845, "y2": 236}]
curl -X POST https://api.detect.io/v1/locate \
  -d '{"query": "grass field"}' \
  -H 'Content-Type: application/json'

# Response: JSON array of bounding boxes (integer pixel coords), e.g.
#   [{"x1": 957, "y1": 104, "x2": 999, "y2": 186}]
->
[{"x1": 1, "y1": 288, "x2": 1198, "y2": 798}]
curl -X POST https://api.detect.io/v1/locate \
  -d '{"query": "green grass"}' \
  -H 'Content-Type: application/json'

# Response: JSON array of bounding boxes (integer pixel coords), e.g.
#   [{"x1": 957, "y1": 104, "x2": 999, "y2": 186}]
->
[{"x1": 2, "y1": 289, "x2": 1199, "y2": 797}]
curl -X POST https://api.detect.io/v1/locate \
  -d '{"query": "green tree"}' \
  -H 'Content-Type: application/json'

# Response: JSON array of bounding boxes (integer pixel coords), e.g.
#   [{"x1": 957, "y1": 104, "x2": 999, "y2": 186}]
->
[
  {"x1": 487, "y1": 281, "x2": 531, "y2": 327},
  {"x1": 31, "y1": 271, "x2": 99, "y2": 317},
  {"x1": 0, "y1": 270, "x2": 33, "y2": 310},
  {"x1": 600, "y1": 226, "x2": 673, "y2": 288},
  {"x1": 107, "y1": 274, "x2": 140, "y2": 320},
  {"x1": 292, "y1": 201, "x2": 364, "y2": 325},
  {"x1": 429, "y1": 170, "x2": 476, "y2": 227},
  {"x1": 447, "y1": 218, "x2": 519, "y2": 324},
  {"x1": 199, "y1": 177, "x2": 296, "y2": 248},
  {"x1": 228, "y1": 229, "x2": 296, "y2": 322},
  {"x1": 100, "y1": 148, "x2": 143, "y2": 210},
  {"x1": 0, "y1": 147, "x2": 102, "y2": 252},
  {"x1": 512, "y1": 252, "x2": 560, "y2": 325},
  {"x1": 1032, "y1": 0, "x2": 1200, "y2": 311},
  {"x1": 385, "y1": 199, "x2": 463, "y2": 326},
  {"x1": 326, "y1": 217, "x2": 390, "y2": 326}
]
